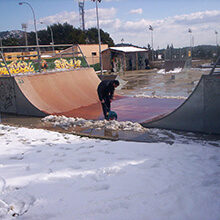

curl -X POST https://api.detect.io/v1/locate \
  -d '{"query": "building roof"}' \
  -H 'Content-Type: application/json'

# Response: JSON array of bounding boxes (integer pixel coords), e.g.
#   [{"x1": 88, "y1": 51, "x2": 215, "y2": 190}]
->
[{"x1": 108, "y1": 46, "x2": 147, "y2": 53}]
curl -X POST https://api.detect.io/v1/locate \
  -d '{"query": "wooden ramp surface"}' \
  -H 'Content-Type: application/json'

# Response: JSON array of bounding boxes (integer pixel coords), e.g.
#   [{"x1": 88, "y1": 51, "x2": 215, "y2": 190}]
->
[{"x1": 14, "y1": 68, "x2": 100, "y2": 115}]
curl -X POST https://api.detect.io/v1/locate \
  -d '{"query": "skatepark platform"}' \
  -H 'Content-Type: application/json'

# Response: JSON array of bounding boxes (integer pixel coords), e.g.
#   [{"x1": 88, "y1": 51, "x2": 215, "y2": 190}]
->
[{"x1": 164, "y1": 59, "x2": 191, "y2": 72}]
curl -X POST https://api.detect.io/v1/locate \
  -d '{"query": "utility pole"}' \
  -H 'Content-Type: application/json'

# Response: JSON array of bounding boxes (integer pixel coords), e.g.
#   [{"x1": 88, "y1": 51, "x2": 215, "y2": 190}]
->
[
  {"x1": 215, "y1": 30, "x2": 218, "y2": 46},
  {"x1": 149, "y1": 25, "x2": 154, "y2": 61},
  {"x1": 188, "y1": 28, "x2": 192, "y2": 59},
  {"x1": 22, "y1": 23, "x2": 28, "y2": 52},
  {"x1": 79, "y1": 0, "x2": 85, "y2": 31},
  {"x1": 92, "y1": 0, "x2": 103, "y2": 75}
]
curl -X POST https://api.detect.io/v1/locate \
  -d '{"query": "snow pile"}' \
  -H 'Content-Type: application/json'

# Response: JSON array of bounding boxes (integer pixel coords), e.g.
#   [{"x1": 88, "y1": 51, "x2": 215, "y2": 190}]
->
[
  {"x1": 42, "y1": 115, "x2": 148, "y2": 132},
  {"x1": 157, "y1": 67, "x2": 182, "y2": 74},
  {"x1": 0, "y1": 125, "x2": 220, "y2": 219},
  {"x1": 135, "y1": 93, "x2": 186, "y2": 99}
]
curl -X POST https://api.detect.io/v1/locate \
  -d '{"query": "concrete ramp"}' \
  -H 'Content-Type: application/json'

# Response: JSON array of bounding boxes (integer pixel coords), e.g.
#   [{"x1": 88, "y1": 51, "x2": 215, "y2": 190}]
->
[
  {"x1": 141, "y1": 74, "x2": 220, "y2": 134},
  {"x1": 164, "y1": 60, "x2": 189, "y2": 72},
  {"x1": 0, "y1": 68, "x2": 100, "y2": 116}
]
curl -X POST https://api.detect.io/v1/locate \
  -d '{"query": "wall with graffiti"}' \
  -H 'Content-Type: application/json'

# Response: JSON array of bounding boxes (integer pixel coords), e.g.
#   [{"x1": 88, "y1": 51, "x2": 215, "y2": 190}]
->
[
  {"x1": 54, "y1": 58, "x2": 81, "y2": 70},
  {"x1": 0, "y1": 78, "x2": 16, "y2": 113},
  {"x1": 0, "y1": 61, "x2": 35, "y2": 75},
  {"x1": 107, "y1": 51, "x2": 149, "y2": 72},
  {"x1": 111, "y1": 53, "x2": 124, "y2": 72},
  {"x1": 0, "y1": 58, "x2": 82, "y2": 76}
]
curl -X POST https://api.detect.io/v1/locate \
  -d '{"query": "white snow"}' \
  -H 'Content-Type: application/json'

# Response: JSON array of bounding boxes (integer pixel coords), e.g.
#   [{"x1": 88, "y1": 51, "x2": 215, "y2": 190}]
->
[
  {"x1": 0, "y1": 124, "x2": 220, "y2": 220},
  {"x1": 157, "y1": 68, "x2": 183, "y2": 74},
  {"x1": 42, "y1": 115, "x2": 148, "y2": 132},
  {"x1": 134, "y1": 94, "x2": 187, "y2": 100}
]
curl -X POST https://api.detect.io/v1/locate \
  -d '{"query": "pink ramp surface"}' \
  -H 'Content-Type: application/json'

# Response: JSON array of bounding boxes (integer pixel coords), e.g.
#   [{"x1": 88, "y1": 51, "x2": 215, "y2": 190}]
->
[
  {"x1": 14, "y1": 68, "x2": 101, "y2": 115},
  {"x1": 111, "y1": 96, "x2": 184, "y2": 122},
  {"x1": 61, "y1": 96, "x2": 184, "y2": 122}
]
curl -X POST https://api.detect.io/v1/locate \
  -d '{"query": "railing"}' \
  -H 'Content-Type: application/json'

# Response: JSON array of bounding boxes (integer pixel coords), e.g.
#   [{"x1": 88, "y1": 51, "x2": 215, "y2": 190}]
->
[
  {"x1": 209, "y1": 55, "x2": 220, "y2": 75},
  {"x1": 0, "y1": 44, "x2": 90, "y2": 76}
]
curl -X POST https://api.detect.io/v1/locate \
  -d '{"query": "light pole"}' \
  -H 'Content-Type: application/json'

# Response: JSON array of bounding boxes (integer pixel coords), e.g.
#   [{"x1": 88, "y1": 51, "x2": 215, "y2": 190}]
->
[
  {"x1": 92, "y1": 0, "x2": 103, "y2": 75},
  {"x1": 22, "y1": 23, "x2": 28, "y2": 52},
  {"x1": 19, "y1": 2, "x2": 41, "y2": 71},
  {"x1": 215, "y1": 30, "x2": 218, "y2": 46},
  {"x1": 188, "y1": 28, "x2": 192, "y2": 58},
  {"x1": 40, "y1": 21, "x2": 55, "y2": 56},
  {"x1": 0, "y1": 37, "x2": 3, "y2": 53},
  {"x1": 149, "y1": 25, "x2": 154, "y2": 61}
]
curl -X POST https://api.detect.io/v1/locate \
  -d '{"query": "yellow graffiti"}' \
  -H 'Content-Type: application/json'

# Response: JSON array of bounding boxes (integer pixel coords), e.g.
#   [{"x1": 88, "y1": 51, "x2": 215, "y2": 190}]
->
[
  {"x1": 54, "y1": 58, "x2": 81, "y2": 70},
  {"x1": 0, "y1": 61, "x2": 35, "y2": 76}
]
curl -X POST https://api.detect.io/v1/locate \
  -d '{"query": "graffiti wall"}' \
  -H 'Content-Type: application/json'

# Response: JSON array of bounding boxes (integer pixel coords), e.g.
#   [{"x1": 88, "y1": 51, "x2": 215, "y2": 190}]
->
[
  {"x1": 111, "y1": 53, "x2": 124, "y2": 72},
  {"x1": 0, "y1": 78, "x2": 16, "y2": 113},
  {"x1": 54, "y1": 58, "x2": 81, "y2": 70},
  {"x1": 0, "y1": 61, "x2": 35, "y2": 75}
]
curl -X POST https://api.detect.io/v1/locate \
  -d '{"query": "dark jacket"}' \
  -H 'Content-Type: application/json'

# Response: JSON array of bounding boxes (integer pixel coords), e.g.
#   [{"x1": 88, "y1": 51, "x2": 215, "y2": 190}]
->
[{"x1": 97, "y1": 80, "x2": 115, "y2": 101}]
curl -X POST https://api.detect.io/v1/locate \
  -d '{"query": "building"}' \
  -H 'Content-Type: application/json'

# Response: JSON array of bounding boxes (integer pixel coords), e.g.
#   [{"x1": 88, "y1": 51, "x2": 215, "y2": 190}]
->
[
  {"x1": 101, "y1": 46, "x2": 149, "y2": 72},
  {"x1": 56, "y1": 44, "x2": 108, "y2": 66}
]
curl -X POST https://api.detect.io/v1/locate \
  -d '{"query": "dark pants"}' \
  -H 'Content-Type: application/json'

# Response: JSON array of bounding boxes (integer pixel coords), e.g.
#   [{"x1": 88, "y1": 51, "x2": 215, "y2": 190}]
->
[{"x1": 101, "y1": 96, "x2": 111, "y2": 119}]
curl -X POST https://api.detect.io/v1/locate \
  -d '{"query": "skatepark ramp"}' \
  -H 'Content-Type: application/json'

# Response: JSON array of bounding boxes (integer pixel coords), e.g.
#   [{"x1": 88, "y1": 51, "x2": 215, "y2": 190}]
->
[
  {"x1": 0, "y1": 68, "x2": 101, "y2": 117},
  {"x1": 164, "y1": 59, "x2": 191, "y2": 72},
  {"x1": 141, "y1": 74, "x2": 220, "y2": 134}
]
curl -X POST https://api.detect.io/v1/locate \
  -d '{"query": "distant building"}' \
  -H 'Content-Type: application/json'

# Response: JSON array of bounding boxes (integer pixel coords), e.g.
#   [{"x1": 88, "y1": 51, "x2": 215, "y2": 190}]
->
[
  {"x1": 56, "y1": 44, "x2": 108, "y2": 66},
  {"x1": 101, "y1": 46, "x2": 149, "y2": 72}
]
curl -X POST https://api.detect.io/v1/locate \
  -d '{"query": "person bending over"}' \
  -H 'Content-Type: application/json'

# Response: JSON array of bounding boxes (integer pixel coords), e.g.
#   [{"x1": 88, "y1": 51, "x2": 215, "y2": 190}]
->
[{"x1": 97, "y1": 79, "x2": 120, "y2": 120}]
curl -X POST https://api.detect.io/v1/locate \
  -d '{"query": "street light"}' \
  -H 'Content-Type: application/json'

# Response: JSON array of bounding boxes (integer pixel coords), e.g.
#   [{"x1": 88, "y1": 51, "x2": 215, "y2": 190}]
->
[
  {"x1": 92, "y1": 0, "x2": 103, "y2": 75},
  {"x1": 215, "y1": 30, "x2": 218, "y2": 46},
  {"x1": 19, "y1": 2, "x2": 41, "y2": 71},
  {"x1": 40, "y1": 21, "x2": 55, "y2": 56},
  {"x1": 188, "y1": 28, "x2": 192, "y2": 58},
  {"x1": 0, "y1": 37, "x2": 3, "y2": 53},
  {"x1": 22, "y1": 23, "x2": 28, "y2": 51},
  {"x1": 149, "y1": 25, "x2": 154, "y2": 61}
]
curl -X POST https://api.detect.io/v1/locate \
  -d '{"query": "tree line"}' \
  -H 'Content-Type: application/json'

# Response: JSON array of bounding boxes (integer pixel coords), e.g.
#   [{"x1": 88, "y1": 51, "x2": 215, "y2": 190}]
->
[{"x1": 1, "y1": 22, "x2": 115, "y2": 50}]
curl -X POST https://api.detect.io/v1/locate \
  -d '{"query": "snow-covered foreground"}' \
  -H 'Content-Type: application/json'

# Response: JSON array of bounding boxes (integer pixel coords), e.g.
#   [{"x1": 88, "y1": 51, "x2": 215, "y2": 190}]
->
[{"x1": 0, "y1": 124, "x2": 220, "y2": 220}]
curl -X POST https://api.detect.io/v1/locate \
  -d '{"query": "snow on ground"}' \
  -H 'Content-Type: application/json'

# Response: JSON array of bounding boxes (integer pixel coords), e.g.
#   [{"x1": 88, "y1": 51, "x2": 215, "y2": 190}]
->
[
  {"x1": 157, "y1": 68, "x2": 183, "y2": 74},
  {"x1": 0, "y1": 124, "x2": 220, "y2": 220},
  {"x1": 42, "y1": 115, "x2": 148, "y2": 132},
  {"x1": 134, "y1": 94, "x2": 186, "y2": 100}
]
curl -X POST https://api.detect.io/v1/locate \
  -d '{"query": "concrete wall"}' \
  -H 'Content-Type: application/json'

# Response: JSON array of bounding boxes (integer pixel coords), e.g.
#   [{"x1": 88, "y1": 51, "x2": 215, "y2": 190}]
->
[{"x1": 78, "y1": 44, "x2": 108, "y2": 65}]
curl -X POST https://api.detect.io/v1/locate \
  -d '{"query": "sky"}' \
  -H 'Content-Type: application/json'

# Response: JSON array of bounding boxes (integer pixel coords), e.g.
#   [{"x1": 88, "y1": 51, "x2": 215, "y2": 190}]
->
[{"x1": 1, "y1": 0, "x2": 220, "y2": 49}]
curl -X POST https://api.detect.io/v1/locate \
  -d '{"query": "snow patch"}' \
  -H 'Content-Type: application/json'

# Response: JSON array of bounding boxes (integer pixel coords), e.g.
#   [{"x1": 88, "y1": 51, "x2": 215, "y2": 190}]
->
[
  {"x1": 42, "y1": 115, "x2": 148, "y2": 132},
  {"x1": 157, "y1": 67, "x2": 182, "y2": 74},
  {"x1": 134, "y1": 94, "x2": 186, "y2": 99}
]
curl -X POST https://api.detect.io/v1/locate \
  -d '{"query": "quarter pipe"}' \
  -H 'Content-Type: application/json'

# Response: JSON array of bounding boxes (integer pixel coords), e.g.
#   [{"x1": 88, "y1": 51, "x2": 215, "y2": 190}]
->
[
  {"x1": 0, "y1": 68, "x2": 101, "y2": 117},
  {"x1": 141, "y1": 74, "x2": 220, "y2": 134}
]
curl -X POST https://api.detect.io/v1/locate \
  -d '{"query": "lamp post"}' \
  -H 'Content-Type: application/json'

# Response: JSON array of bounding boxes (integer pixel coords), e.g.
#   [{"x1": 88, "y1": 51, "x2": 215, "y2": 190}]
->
[
  {"x1": 215, "y1": 30, "x2": 218, "y2": 46},
  {"x1": 19, "y1": 2, "x2": 41, "y2": 71},
  {"x1": 40, "y1": 21, "x2": 55, "y2": 56},
  {"x1": 92, "y1": 0, "x2": 103, "y2": 75},
  {"x1": 149, "y1": 25, "x2": 154, "y2": 61},
  {"x1": 188, "y1": 28, "x2": 192, "y2": 58},
  {"x1": 22, "y1": 23, "x2": 28, "y2": 51},
  {"x1": 0, "y1": 37, "x2": 3, "y2": 53}
]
